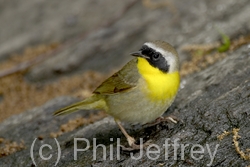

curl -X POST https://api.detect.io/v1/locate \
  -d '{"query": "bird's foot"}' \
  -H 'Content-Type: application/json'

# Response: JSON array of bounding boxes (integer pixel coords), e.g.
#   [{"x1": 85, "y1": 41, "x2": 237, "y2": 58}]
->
[
  {"x1": 120, "y1": 136, "x2": 151, "y2": 151},
  {"x1": 146, "y1": 115, "x2": 179, "y2": 127}
]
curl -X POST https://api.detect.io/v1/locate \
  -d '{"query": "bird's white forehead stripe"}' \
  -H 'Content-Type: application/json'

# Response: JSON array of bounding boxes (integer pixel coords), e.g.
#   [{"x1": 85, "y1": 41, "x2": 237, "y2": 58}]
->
[{"x1": 145, "y1": 42, "x2": 172, "y2": 58}]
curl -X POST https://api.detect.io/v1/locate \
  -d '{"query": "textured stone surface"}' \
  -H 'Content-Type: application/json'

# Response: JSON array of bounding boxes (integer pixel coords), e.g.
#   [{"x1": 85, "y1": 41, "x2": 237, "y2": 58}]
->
[
  {"x1": 0, "y1": 45, "x2": 249, "y2": 166},
  {"x1": 0, "y1": 0, "x2": 250, "y2": 166},
  {"x1": 0, "y1": 0, "x2": 135, "y2": 60},
  {"x1": 24, "y1": 0, "x2": 250, "y2": 82}
]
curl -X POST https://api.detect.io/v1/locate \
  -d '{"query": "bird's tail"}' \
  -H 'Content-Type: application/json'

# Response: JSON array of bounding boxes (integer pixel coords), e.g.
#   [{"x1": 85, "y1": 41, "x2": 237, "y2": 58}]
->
[{"x1": 54, "y1": 95, "x2": 107, "y2": 116}]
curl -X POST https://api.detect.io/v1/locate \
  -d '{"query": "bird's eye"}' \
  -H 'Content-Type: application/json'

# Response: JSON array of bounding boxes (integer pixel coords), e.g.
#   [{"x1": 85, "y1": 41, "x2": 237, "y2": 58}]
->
[{"x1": 152, "y1": 53, "x2": 160, "y2": 61}]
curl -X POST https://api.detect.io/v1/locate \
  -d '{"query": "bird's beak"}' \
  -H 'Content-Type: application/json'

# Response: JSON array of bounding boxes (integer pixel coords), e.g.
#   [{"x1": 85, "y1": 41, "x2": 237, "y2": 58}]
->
[{"x1": 130, "y1": 51, "x2": 149, "y2": 59}]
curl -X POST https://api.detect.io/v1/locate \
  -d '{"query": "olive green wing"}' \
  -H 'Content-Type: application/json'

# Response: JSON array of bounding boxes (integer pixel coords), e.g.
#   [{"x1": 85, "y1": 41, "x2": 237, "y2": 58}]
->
[{"x1": 93, "y1": 58, "x2": 140, "y2": 95}]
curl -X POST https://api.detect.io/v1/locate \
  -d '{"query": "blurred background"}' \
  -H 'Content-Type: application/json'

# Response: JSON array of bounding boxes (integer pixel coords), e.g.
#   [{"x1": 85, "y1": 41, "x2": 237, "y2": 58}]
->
[{"x1": 0, "y1": 0, "x2": 250, "y2": 122}]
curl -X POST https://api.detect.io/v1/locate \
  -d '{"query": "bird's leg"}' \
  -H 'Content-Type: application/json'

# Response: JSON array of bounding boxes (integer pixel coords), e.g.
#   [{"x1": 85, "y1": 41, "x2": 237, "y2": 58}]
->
[{"x1": 115, "y1": 119, "x2": 148, "y2": 151}]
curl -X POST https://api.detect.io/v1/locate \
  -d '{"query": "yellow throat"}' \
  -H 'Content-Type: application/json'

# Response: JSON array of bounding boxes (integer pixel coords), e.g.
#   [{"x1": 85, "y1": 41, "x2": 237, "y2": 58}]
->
[{"x1": 137, "y1": 57, "x2": 180, "y2": 102}]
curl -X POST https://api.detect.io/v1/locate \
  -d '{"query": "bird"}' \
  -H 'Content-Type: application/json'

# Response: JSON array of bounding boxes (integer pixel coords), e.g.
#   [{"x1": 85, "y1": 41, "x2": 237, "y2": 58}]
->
[{"x1": 54, "y1": 40, "x2": 180, "y2": 150}]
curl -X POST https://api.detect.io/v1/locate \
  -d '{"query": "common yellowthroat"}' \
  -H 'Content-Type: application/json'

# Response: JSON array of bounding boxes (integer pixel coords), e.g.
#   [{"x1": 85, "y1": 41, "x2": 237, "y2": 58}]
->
[{"x1": 54, "y1": 40, "x2": 180, "y2": 150}]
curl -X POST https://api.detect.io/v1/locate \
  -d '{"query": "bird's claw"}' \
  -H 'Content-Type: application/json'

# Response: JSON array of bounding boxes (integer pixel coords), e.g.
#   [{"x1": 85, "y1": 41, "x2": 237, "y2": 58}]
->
[
  {"x1": 120, "y1": 140, "x2": 152, "y2": 151},
  {"x1": 145, "y1": 116, "x2": 179, "y2": 127}
]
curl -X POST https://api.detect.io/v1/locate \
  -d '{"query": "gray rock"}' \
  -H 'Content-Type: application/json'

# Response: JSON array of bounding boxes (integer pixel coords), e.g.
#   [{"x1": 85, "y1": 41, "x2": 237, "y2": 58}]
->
[
  {"x1": 25, "y1": 0, "x2": 250, "y2": 82},
  {"x1": 1, "y1": 45, "x2": 250, "y2": 167},
  {"x1": 0, "y1": 0, "x2": 250, "y2": 166},
  {"x1": 0, "y1": 0, "x2": 135, "y2": 60}
]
